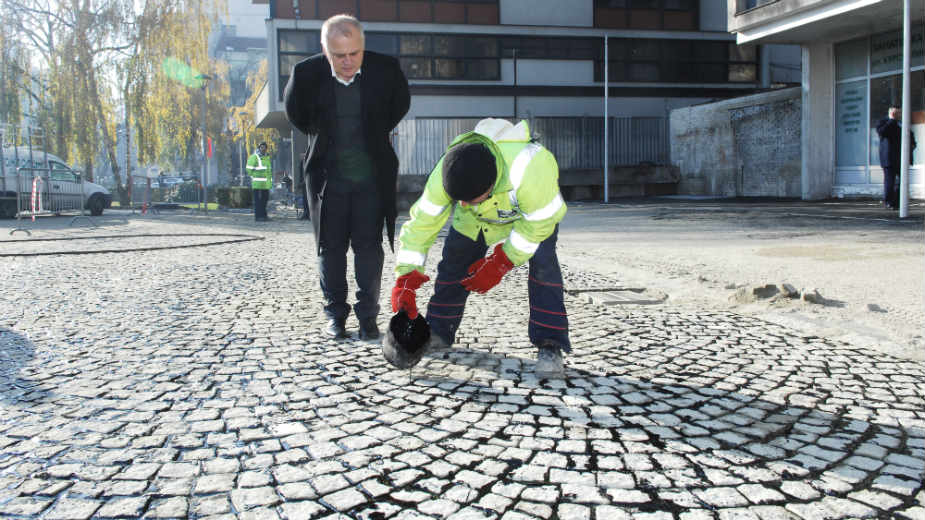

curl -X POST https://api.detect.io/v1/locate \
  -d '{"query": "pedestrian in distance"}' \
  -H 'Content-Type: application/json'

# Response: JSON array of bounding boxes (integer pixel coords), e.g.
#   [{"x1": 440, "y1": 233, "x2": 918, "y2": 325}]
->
[
  {"x1": 390, "y1": 118, "x2": 571, "y2": 378},
  {"x1": 876, "y1": 106, "x2": 916, "y2": 210},
  {"x1": 247, "y1": 142, "x2": 273, "y2": 221},
  {"x1": 284, "y1": 14, "x2": 410, "y2": 340}
]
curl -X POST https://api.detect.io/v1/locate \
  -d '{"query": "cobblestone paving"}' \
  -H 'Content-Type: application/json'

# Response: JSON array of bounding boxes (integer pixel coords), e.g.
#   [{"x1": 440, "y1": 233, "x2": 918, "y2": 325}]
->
[{"x1": 0, "y1": 214, "x2": 923, "y2": 519}]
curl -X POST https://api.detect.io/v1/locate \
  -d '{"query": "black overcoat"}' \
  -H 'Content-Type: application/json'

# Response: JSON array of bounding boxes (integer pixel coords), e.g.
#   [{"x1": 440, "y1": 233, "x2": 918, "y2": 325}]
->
[
  {"x1": 283, "y1": 51, "x2": 410, "y2": 253},
  {"x1": 876, "y1": 117, "x2": 916, "y2": 169}
]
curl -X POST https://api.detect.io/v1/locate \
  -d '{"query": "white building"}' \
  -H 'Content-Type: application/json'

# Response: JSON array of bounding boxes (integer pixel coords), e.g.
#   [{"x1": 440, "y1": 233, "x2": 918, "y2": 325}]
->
[
  {"x1": 729, "y1": 0, "x2": 925, "y2": 200},
  {"x1": 255, "y1": 0, "x2": 799, "y2": 190}
]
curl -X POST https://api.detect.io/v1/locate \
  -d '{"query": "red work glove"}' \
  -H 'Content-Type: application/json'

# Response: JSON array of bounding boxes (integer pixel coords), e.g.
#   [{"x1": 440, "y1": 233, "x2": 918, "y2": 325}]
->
[
  {"x1": 462, "y1": 243, "x2": 514, "y2": 294},
  {"x1": 391, "y1": 270, "x2": 430, "y2": 319}
]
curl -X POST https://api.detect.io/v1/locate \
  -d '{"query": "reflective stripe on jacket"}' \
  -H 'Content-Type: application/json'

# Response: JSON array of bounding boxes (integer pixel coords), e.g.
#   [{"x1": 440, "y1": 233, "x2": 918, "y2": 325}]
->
[
  {"x1": 246, "y1": 153, "x2": 272, "y2": 190},
  {"x1": 396, "y1": 120, "x2": 566, "y2": 275}
]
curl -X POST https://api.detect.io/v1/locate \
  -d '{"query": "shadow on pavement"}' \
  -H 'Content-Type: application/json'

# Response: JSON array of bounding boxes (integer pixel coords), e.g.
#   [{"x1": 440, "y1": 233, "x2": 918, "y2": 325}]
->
[{"x1": 0, "y1": 327, "x2": 51, "y2": 405}]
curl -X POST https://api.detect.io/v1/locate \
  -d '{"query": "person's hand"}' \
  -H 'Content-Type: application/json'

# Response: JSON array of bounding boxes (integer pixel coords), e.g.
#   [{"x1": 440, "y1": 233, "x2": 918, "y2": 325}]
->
[
  {"x1": 462, "y1": 243, "x2": 514, "y2": 294},
  {"x1": 391, "y1": 270, "x2": 430, "y2": 319}
]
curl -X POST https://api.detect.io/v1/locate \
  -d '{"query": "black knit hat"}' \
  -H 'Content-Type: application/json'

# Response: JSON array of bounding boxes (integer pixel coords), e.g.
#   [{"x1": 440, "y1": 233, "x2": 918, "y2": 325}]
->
[{"x1": 442, "y1": 143, "x2": 496, "y2": 201}]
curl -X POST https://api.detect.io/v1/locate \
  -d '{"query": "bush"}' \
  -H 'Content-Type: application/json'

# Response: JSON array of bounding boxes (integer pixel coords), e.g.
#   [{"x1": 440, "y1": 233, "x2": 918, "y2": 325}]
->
[{"x1": 216, "y1": 186, "x2": 252, "y2": 208}]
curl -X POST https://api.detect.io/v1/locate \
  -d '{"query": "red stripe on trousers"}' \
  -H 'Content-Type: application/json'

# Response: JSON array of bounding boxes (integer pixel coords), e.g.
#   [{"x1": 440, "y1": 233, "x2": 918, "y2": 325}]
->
[{"x1": 530, "y1": 318, "x2": 568, "y2": 330}]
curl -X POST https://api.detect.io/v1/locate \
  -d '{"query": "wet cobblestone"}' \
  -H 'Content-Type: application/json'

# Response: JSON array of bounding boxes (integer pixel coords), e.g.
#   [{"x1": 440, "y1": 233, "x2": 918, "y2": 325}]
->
[{"x1": 0, "y1": 214, "x2": 922, "y2": 519}]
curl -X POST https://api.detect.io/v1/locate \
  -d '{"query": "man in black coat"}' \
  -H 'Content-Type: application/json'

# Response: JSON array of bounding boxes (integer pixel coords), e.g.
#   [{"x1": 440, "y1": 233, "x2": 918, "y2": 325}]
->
[
  {"x1": 876, "y1": 106, "x2": 916, "y2": 210},
  {"x1": 284, "y1": 14, "x2": 410, "y2": 340}
]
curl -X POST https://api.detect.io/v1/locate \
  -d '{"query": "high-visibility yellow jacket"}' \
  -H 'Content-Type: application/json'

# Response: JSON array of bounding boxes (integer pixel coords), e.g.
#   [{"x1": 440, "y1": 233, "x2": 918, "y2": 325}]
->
[
  {"x1": 396, "y1": 119, "x2": 566, "y2": 275},
  {"x1": 246, "y1": 152, "x2": 272, "y2": 190}
]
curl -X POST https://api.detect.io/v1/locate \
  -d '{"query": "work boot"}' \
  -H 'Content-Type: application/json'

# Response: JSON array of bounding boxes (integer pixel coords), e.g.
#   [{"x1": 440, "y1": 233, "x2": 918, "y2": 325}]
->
[
  {"x1": 535, "y1": 343, "x2": 564, "y2": 378},
  {"x1": 359, "y1": 318, "x2": 380, "y2": 340},
  {"x1": 325, "y1": 318, "x2": 348, "y2": 339},
  {"x1": 423, "y1": 334, "x2": 451, "y2": 354}
]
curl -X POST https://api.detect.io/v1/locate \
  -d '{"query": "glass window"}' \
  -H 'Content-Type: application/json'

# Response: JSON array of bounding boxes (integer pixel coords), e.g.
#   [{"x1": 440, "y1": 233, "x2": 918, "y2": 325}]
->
[
  {"x1": 699, "y1": 63, "x2": 726, "y2": 82},
  {"x1": 664, "y1": 0, "x2": 695, "y2": 9},
  {"x1": 400, "y1": 34, "x2": 431, "y2": 55},
  {"x1": 466, "y1": 58, "x2": 500, "y2": 79},
  {"x1": 435, "y1": 58, "x2": 464, "y2": 78},
  {"x1": 279, "y1": 30, "x2": 320, "y2": 54},
  {"x1": 510, "y1": 37, "x2": 548, "y2": 59},
  {"x1": 400, "y1": 57, "x2": 431, "y2": 78},
  {"x1": 279, "y1": 54, "x2": 306, "y2": 76},
  {"x1": 836, "y1": 80, "x2": 867, "y2": 166},
  {"x1": 729, "y1": 43, "x2": 756, "y2": 62},
  {"x1": 661, "y1": 40, "x2": 692, "y2": 60},
  {"x1": 870, "y1": 28, "x2": 924, "y2": 75},
  {"x1": 435, "y1": 35, "x2": 466, "y2": 57},
  {"x1": 366, "y1": 33, "x2": 398, "y2": 55},
  {"x1": 629, "y1": 40, "x2": 659, "y2": 61},
  {"x1": 836, "y1": 38, "x2": 867, "y2": 80},
  {"x1": 694, "y1": 41, "x2": 726, "y2": 62},
  {"x1": 467, "y1": 37, "x2": 498, "y2": 57},
  {"x1": 628, "y1": 62, "x2": 659, "y2": 81},
  {"x1": 728, "y1": 63, "x2": 756, "y2": 82}
]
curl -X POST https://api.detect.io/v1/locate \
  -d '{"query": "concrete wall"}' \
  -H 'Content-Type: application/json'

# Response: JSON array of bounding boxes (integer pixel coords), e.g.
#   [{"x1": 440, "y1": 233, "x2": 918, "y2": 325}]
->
[
  {"x1": 801, "y1": 42, "x2": 834, "y2": 200},
  {"x1": 670, "y1": 87, "x2": 801, "y2": 197}
]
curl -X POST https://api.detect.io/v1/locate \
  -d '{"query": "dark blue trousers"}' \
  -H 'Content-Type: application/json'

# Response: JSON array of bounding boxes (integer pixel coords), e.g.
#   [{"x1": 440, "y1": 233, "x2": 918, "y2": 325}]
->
[
  {"x1": 318, "y1": 187, "x2": 383, "y2": 321},
  {"x1": 253, "y1": 189, "x2": 268, "y2": 220},
  {"x1": 426, "y1": 226, "x2": 570, "y2": 352},
  {"x1": 883, "y1": 167, "x2": 899, "y2": 208}
]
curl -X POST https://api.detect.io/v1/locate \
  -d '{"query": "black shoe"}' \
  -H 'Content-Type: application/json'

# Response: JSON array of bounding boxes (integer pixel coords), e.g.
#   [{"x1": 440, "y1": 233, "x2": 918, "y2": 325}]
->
[
  {"x1": 359, "y1": 318, "x2": 379, "y2": 340},
  {"x1": 325, "y1": 318, "x2": 348, "y2": 338}
]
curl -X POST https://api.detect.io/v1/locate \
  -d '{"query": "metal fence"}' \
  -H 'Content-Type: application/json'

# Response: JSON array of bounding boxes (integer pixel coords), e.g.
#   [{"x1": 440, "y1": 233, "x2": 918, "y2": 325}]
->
[{"x1": 394, "y1": 116, "x2": 668, "y2": 175}]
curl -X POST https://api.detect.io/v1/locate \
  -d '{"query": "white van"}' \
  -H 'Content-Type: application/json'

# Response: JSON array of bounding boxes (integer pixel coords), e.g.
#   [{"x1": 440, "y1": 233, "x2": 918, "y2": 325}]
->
[{"x1": 0, "y1": 147, "x2": 112, "y2": 218}]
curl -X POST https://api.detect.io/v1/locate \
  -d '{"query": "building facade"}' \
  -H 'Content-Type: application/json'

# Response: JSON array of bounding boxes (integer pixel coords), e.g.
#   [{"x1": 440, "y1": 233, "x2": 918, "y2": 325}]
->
[
  {"x1": 729, "y1": 0, "x2": 925, "y2": 200},
  {"x1": 255, "y1": 0, "x2": 799, "y2": 181}
]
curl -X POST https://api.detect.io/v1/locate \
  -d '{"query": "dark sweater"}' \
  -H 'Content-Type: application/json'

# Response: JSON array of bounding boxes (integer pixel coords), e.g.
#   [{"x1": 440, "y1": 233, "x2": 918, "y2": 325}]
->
[{"x1": 331, "y1": 78, "x2": 373, "y2": 191}]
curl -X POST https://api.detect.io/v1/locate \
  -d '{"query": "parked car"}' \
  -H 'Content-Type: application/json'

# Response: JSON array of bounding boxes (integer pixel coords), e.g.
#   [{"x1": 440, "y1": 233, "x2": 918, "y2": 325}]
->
[{"x1": 0, "y1": 147, "x2": 112, "y2": 218}]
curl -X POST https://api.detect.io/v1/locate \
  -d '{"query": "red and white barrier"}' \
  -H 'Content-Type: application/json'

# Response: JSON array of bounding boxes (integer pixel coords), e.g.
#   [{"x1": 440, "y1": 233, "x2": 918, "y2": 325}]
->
[{"x1": 31, "y1": 176, "x2": 43, "y2": 221}]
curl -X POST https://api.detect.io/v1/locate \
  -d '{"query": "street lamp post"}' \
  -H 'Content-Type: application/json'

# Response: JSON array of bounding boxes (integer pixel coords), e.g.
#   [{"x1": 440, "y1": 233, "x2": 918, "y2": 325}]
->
[{"x1": 196, "y1": 74, "x2": 212, "y2": 213}]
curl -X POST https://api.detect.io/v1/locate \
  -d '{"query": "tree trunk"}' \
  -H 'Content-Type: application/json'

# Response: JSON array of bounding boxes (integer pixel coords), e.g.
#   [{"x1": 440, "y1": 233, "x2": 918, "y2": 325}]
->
[{"x1": 84, "y1": 55, "x2": 127, "y2": 204}]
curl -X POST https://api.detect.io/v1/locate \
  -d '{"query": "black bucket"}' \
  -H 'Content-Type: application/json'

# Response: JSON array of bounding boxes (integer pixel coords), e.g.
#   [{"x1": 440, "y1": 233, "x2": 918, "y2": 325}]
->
[{"x1": 381, "y1": 310, "x2": 431, "y2": 369}]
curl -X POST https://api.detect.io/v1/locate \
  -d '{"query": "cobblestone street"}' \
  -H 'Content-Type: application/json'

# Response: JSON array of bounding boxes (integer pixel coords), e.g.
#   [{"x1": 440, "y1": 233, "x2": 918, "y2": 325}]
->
[{"x1": 0, "y1": 208, "x2": 923, "y2": 519}]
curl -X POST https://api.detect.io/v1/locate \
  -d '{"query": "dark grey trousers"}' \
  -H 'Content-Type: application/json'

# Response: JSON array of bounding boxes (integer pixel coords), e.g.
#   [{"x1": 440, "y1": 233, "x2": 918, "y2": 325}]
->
[{"x1": 318, "y1": 187, "x2": 383, "y2": 321}]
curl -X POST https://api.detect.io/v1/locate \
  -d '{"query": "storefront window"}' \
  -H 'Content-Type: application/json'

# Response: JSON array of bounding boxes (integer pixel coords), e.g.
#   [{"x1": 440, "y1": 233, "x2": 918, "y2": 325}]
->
[
  {"x1": 869, "y1": 71, "x2": 925, "y2": 165},
  {"x1": 870, "y1": 28, "x2": 924, "y2": 75},
  {"x1": 835, "y1": 38, "x2": 866, "y2": 80},
  {"x1": 836, "y1": 80, "x2": 867, "y2": 166}
]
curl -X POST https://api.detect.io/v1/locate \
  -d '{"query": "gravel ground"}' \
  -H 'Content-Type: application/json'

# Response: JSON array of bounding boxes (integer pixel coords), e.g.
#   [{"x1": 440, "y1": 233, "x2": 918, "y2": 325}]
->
[{"x1": 556, "y1": 198, "x2": 925, "y2": 362}]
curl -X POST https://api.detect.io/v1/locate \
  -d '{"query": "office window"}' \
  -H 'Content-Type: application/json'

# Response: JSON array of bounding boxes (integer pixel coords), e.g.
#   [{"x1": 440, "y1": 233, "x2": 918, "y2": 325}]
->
[
  {"x1": 366, "y1": 33, "x2": 399, "y2": 55},
  {"x1": 836, "y1": 38, "x2": 867, "y2": 80},
  {"x1": 596, "y1": 38, "x2": 757, "y2": 83},
  {"x1": 278, "y1": 29, "x2": 321, "y2": 98},
  {"x1": 400, "y1": 57, "x2": 432, "y2": 78},
  {"x1": 400, "y1": 34, "x2": 430, "y2": 55},
  {"x1": 299, "y1": 0, "x2": 498, "y2": 24},
  {"x1": 501, "y1": 37, "x2": 600, "y2": 60},
  {"x1": 594, "y1": 0, "x2": 697, "y2": 31}
]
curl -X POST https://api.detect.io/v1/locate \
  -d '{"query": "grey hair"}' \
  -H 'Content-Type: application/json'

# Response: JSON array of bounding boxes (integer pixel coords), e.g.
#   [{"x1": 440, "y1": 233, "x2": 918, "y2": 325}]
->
[{"x1": 321, "y1": 14, "x2": 364, "y2": 49}]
